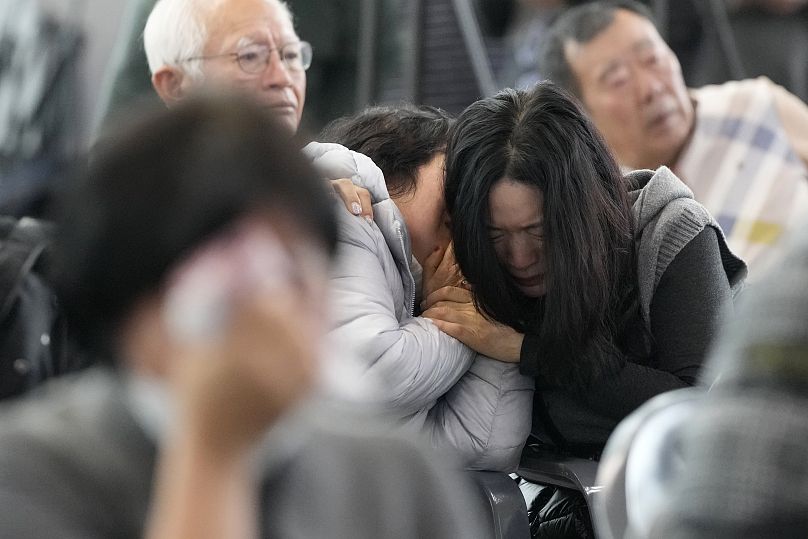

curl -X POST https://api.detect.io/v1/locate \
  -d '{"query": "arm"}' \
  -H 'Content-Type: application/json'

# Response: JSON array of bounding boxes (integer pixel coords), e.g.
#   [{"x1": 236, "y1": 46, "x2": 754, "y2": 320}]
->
[
  {"x1": 583, "y1": 228, "x2": 731, "y2": 419},
  {"x1": 425, "y1": 355, "x2": 534, "y2": 471},
  {"x1": 522, "y1": 228, "x2": 731, "y2": 421},
  {"x1": 330, "y1": 209, "x2": 475, "y2": 417},
  {"x1": 420, "y1": 287, "x2": 534, "y2": 471}
]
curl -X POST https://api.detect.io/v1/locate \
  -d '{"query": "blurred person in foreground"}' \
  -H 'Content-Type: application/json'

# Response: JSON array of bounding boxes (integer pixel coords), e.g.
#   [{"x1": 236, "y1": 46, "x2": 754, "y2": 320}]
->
[
  {"x1": 540, "y1": 0, "x2": 808, "y2": 274},
  {"x1": 0, "y1": 96, "x2": 486, "y2": 539},
  {"x1": 648, "y1": 223, "x2": 808, "y2": 538}
]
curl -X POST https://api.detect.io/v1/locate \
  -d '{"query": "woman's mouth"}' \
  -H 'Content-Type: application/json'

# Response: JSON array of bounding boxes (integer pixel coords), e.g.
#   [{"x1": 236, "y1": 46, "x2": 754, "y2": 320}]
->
[{"x1": 513, "y1": 274, "x2": 543, "y2": 287}]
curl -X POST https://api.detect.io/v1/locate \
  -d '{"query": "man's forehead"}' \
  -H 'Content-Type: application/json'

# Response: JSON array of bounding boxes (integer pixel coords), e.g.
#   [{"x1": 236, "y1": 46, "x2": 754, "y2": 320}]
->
[
  {"x1": 564, "y1": 11, "x2": 662, "y2": 77},
  {"x1": 204, "y1": 0, "x2": 295, "y2": 39}
]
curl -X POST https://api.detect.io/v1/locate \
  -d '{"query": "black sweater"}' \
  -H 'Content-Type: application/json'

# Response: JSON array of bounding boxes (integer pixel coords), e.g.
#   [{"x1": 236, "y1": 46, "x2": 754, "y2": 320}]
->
[{"x1": 521, "y1": 228, "x2": 733, "y2": 450}]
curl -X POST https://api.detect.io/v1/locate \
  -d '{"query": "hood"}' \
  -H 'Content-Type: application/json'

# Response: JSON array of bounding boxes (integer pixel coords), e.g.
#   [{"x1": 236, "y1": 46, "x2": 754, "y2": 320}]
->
[
  {"x1": 303, "y1": 141, "x2": 391, "y2": 204},
  {"x1": 627, "y1": 166, "x2": 695, "y2": 235}
]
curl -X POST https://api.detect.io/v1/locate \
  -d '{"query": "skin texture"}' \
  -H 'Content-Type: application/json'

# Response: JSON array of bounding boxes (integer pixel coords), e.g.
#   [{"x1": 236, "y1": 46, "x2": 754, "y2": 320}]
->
[
  {"x1": 488, "y1": 179, "x2": 546, "y2": 298},
  {"x1": 422, "y1": 285, "x2": 524, "y2": 362},
  {"x1": 152, "y1": 0, "x2": 306, "y2": 135},
  {"x1": 565, "y1": 9, "x2": 695, "y2": 170},
  {"x1": 393, "y1": 153, "x2": 452, "y2": 268}
]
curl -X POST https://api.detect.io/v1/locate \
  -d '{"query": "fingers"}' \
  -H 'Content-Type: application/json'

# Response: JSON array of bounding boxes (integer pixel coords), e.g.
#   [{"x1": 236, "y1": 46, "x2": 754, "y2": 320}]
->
[
  {"x1": 355, "y1": 186, "x2": 374, "y2": 221},
  {"x1": 331, "y1": 178, "x2": 361, "y2": 214},
  {"x1": 422, "y1": 285, "x2": 473, "y2": 311},
  {"x1": 331, "y1": 179, "x2": 374, "y2": 223},
  {"x1": 423, "y1": 244, "x2": 445, "y2": 277},
  {"x1": 438, "y1": 242, "x2": 456, "y2": 271},
  {"x1": 425, "y1": 318, "x2": 467, "y2": 344},
  {"x1": 422, "y1": 299, "x2": 473, "y2": 325}
]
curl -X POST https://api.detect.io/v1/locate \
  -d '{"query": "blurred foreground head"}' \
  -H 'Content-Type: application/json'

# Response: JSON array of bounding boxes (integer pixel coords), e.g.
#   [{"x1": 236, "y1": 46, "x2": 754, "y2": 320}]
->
[{"x1": 53, "y1": 94, "x2": 336, "y2": 367}]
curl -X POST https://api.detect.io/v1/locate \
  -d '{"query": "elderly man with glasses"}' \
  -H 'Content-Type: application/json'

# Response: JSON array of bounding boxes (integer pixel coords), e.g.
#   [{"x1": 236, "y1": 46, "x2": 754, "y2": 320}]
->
[{"x1": 145, "y1": 0, "x2": 310, "y2": 136}]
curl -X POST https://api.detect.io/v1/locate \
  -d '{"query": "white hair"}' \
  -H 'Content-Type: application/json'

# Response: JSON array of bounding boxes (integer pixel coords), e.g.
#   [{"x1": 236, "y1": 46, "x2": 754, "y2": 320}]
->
[{"x1": 143, "y1": 0, "x2": 293, "y2": 81}]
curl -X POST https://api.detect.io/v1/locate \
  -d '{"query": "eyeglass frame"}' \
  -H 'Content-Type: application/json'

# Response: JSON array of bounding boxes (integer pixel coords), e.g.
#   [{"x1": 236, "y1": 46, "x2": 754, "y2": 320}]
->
[{"x1": 180, "y1": 41, "x2": 313, "y2": 74}]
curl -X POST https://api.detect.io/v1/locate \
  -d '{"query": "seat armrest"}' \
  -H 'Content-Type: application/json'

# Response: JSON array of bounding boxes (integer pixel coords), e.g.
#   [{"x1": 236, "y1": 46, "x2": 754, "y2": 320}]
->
[
  {"x1": 517, "y1": 446, "x2": 602, "y2": 533},
  {"x1": 469, "y1": 471, "x2": 530, "y2": 539},
  {"x1": 517, "y1": 446, "x2": 600, "y2": 496}
]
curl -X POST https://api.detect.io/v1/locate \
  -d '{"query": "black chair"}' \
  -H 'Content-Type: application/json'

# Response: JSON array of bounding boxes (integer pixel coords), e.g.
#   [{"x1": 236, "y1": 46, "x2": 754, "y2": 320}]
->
[{"x1": 470, "y1": 471, "x2": 531, "y2": 538}]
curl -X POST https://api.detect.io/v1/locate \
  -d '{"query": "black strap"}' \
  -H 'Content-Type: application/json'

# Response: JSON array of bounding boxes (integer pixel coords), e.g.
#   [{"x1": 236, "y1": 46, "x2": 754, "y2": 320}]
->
[{"x1": 0, "y1": 217, "x2": 50, "y2": 321}]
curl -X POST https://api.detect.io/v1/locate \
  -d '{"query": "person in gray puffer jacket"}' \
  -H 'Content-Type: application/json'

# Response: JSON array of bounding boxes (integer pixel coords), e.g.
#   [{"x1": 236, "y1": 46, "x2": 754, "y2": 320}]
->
[{"x1": 306, "y1": 105, "x2": 534, "y2": 472}]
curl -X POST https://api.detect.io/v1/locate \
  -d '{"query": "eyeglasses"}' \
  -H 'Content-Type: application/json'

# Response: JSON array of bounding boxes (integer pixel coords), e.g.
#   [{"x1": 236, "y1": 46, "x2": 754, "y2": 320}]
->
[{"x1": 183, "y1": 41, "x2": 313, "y2": 74}]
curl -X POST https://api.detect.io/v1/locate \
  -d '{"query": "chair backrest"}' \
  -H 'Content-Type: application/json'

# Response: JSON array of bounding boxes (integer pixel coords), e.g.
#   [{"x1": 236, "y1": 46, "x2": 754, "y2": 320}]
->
[{"x1": 593, "y1": 387, "x2": 704, "y2": 539}]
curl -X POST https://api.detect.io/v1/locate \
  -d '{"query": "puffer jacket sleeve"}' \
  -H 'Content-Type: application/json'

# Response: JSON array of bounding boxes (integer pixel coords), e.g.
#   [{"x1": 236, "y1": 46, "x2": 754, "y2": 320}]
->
[
  {"x1": 308, "y1": 141, "x2": 475, "y2": 416},
  {"x1": 426, "y1": 357, "x2": 534, "y2": 471},
  {"x1": 329, "y1": 205, "x2": 475, "y2": 416}
]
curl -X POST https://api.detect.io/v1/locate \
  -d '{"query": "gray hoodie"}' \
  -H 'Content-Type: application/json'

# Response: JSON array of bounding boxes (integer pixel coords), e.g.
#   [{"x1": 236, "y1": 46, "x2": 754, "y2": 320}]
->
[{"x1": 628, "y1": 166, "x2": 747, "y2": 326}]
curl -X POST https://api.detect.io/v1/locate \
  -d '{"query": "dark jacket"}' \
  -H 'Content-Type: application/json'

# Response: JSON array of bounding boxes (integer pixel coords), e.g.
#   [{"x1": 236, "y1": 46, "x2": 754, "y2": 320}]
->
[{"x1": 0, "y1": 368, "x2": 488, "y2": 538}]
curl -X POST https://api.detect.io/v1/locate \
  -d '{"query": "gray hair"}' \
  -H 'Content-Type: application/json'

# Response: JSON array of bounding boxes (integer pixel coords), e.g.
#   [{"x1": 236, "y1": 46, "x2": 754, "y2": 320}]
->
[
  {"x1": 540, "y1": 0, "x2": 654, "y2": 97},
  {"x1": 143, "y1": 0, "x2": 293, "y2": 81}
]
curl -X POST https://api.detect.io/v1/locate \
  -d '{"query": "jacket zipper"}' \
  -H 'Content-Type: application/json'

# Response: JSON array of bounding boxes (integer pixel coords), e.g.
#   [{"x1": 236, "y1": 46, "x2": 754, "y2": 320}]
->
[{"x1": 394, "y1": 220, "x2": 416, "y2": 316}]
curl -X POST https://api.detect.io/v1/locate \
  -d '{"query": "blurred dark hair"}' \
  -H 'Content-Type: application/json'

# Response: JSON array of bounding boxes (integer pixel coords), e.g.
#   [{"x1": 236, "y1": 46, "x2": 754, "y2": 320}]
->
[
  {"x1": 318, "y1": 104, "x2": 453, "y2": 198},
  {"x1": 444, "y1": 82, "x2": 639, "y2": 387},
  {"x1": 52, "y1": 94, "x2": 337, "y2": 359},
  {"x1": 541, "y1": 0, "x2": 654, "y2": 97}
]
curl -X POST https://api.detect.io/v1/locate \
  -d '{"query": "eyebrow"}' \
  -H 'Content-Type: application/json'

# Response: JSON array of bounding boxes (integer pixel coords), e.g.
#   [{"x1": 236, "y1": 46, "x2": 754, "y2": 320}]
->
[
  {"x1": 235, "y1": 36, "x2": 262, "y2": 49},
  {"x1": 597, "y1": 61, "x2": 623, "y2": 83},
  {"x1": 631, "y1": 37, "x2": 656, "y2": 54},
  {"x1": 596, "y1": 37, "x2": 658, "y2": 82}
]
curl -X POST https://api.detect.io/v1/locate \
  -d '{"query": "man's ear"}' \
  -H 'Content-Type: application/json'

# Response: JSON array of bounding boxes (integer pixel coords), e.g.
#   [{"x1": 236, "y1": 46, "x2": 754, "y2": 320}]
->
[{"x1": 152, "y1": 66, "x2": 190, "y2": 105}]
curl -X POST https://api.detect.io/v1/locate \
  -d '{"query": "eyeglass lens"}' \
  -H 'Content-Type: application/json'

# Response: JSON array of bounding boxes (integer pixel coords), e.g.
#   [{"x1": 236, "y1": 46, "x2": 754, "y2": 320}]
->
[{"x1": 236, "y1": 42, "x2": 312, "y2": 73}]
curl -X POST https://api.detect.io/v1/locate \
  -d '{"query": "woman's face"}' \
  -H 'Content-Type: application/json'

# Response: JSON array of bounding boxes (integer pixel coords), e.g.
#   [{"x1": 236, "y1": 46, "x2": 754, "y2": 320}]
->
[
  {"x1": 393, "y1": 153, "x2": 451, "y2": 267},
  {"x1": 488, "y1": 179, "x2": 546, "y2": 297}
]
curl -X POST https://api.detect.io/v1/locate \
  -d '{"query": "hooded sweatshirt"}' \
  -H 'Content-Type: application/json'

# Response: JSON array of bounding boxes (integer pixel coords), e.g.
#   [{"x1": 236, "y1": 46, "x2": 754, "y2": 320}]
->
[{"x1": 525, "y1": 167, "x2": 746, "y2": 452}]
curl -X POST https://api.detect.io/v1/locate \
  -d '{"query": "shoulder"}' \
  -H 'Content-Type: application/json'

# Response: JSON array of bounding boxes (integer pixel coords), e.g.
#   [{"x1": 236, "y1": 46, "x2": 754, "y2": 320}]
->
[
  {"x1": 303, "y1": 141, "x2": 390, "y2": 203},
  {"x1": 0, "y1": 369, "x2": 151, "y2": 537},
  {"x1": 690, "y1": 76, "x2": 779, "y2": 111},
  {"x1": 270, "y1": 402, "x2": 488, "y2": 538}
]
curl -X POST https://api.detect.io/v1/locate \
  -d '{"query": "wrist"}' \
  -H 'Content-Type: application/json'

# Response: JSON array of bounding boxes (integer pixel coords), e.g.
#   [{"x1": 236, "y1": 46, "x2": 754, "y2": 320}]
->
[{"x1": 504, "y1": 331, "x2": 525, "y2": 362}]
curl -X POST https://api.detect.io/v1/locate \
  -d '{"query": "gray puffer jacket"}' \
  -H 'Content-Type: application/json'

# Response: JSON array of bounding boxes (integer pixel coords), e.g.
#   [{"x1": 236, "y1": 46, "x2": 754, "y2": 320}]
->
[{"x1": 305, "y1": 142, "x2": 534, "y2": 471}]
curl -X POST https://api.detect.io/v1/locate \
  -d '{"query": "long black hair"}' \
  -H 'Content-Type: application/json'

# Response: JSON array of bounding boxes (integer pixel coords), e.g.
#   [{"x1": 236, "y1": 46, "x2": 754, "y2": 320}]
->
[{"x1": 445, "y1": 82, "x2": 640, "y2": 387}]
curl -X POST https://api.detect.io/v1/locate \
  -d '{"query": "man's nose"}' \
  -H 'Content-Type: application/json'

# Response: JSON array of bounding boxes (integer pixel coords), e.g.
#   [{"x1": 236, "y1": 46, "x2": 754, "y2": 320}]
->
[
  {"x1": 261, "y1": 50, "x2": 294, "y2": 87},
  {"x1": 635, "y1": 68, "x2": 664, "y2": 103}
]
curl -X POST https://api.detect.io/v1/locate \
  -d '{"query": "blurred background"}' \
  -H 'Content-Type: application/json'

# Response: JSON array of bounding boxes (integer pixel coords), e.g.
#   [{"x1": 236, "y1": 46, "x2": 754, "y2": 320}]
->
[{"x1": 1, "y1": 0, "x2": 806, "y2": 160}]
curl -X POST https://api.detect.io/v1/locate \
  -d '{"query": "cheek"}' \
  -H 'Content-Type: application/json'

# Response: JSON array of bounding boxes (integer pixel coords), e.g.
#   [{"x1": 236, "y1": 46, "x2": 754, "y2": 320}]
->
[
  {"x1": 294, "y1": 76, "x2": 306, "y2": 105},
  {"x1": 492, "y1": 240, "x2": 508, "y2": 265}
]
